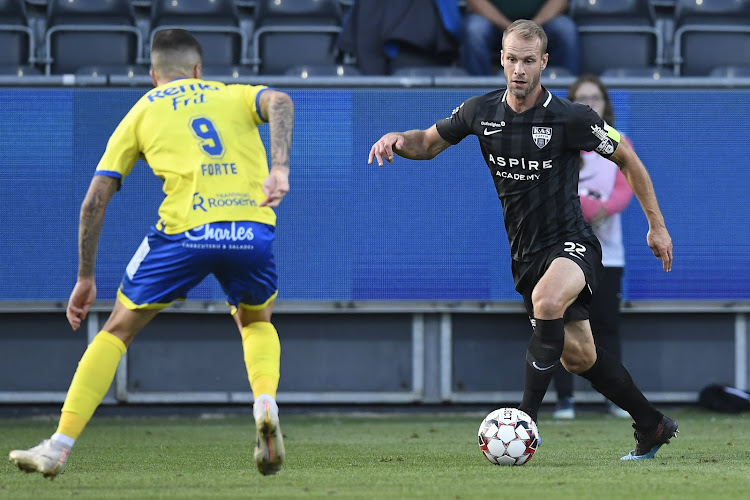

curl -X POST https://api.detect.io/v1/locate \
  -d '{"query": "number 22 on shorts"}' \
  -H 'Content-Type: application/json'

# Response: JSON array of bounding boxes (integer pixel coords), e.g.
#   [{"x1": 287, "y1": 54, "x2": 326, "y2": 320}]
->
[{"x1": 564, "y1": 241, "x2": 586, "y2": 260}]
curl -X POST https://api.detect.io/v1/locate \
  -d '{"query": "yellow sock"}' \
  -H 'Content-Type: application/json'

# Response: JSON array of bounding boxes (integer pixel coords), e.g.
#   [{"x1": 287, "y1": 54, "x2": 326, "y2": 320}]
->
[
  {"x1": 241, "y1": 322, "x2": 280, "y2": 399},
  {"x1": 57, "y1": 331, "x2": 126, "y2": 439}
]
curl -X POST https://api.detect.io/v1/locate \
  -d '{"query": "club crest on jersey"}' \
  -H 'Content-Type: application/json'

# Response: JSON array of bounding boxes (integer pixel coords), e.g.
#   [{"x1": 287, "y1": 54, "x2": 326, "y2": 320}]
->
[{"x1": 532, "y1": 127, "x2": 552, "y2": 149}]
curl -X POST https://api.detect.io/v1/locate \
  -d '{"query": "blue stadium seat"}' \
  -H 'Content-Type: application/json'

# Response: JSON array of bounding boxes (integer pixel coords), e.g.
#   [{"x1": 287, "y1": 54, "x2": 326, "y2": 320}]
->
[
  {"x1": 44, "y1": 0, "x2": 142, "y2": 75},
  {"x1": 0, "y1": 0, "x2": 34, "y2": 67},
  {"x1": 673, "y1": 0, "x2": 750, "y2": 76},
  {"x1": 149, "y1": 0, "x2": 247, "y2": 69},
  {"x1": 570, "y1": 0, "x2": 663, "y2": 76},
  {"x1": 252, "y1": 0, "x2": 343, "y2": 75}
]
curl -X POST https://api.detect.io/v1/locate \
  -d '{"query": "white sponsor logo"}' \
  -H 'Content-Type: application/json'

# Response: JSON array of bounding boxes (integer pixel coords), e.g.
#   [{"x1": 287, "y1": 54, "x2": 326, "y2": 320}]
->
[
  {"x1": 532, "y1": 361, "x2": 555, "y2": 371},
  {"x1": 495, "y1": 171, "x2": 540, "y2": 181},
  {"x1": 483, "y1": 128, "x2": 503, "y2": 135},
  {"x1": 185, "y1": 222, "x2": 255, "y2": 242},
  {"x1": 488, "y1": 154, "x2": 552, "y2": 170}
]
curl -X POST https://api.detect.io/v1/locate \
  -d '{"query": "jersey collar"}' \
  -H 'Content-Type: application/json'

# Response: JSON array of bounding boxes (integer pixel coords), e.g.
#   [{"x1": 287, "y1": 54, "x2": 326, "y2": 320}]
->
[{"x1": 501, "y1": 87, "x2": 553, "y2": 110}]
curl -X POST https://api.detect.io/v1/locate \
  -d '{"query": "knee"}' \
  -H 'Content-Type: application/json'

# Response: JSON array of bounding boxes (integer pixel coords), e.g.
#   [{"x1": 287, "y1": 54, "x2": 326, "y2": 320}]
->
[
  {"x1": 462, "y1": 14, "x2": 496, "y2": 49},
  {"x1": 543, "y1": 16, "x2": 579, "y2": 48},
  {"x1": 531, "y1": 293, "x2": 566, "y2": 319}
]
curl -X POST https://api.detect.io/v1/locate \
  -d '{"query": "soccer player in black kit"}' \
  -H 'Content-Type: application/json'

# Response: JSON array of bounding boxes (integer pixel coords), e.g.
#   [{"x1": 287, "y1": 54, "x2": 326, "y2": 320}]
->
[{"x1": 369, "y1": 19, "x2": 678, "y2": 461}]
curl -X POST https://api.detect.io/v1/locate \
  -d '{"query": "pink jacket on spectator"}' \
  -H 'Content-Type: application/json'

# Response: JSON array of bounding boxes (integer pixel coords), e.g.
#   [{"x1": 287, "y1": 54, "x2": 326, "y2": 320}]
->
[{"x1": 578, "y1": 137, "x2": 634, "y2": 267}]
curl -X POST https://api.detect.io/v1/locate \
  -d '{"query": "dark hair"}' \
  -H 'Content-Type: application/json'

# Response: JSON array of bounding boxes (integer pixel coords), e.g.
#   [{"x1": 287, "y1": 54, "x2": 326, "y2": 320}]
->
[
  {"x1": 566, "y1": 74, "x2": 614, "y2": 126},
  {"x1": 503, "y1": 19, "x2": 548, "y2": 56},
  {"x1": 151, "y1": 29, "x2": 202, "y2": 59}
]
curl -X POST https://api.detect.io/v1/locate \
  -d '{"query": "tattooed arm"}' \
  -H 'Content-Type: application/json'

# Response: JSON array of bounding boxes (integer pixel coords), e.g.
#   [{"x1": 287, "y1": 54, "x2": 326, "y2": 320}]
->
[
  {"x1": 66, "y1": 175, "x2": 118, "y2": 330},
  {"x1": 258, "y1": 89, "x2": 293, "y2": 207}
]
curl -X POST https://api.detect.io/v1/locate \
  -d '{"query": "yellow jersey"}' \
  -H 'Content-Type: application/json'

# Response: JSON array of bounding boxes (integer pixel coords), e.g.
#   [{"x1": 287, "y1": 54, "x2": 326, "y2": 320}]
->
[{"x1": 95, "y1": 78, "x2": 276, "y2": 234}]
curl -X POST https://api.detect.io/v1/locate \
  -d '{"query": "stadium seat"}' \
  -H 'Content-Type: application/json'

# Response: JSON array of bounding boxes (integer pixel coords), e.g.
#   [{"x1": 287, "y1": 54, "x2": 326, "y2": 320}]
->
[
  {"x1": 75, "y1": 64, "x2": 149, "y2": 78},
  {"x1": 388, "y1": 46, "x2": 461, "y2": 75},
  {"x1": 0, "y1": 0, "x2": 34, "y2": 67},
  {"x1": 570, "y1": 0, "x2": 662, "y2": 76},
  {"x1": 252, "y1": 0, "x2": 343, "y2": 75},
  {"x1": 201, "y1": 64, "x2": 255, "y2": 80},
  {"x1": 672, "y1": 0, "x2": 750, "y2": 76},
  {"x1": 709, "y1": 65, "x2": 750, "y2": 79},
  {"x1": 600, "y1": 66, "x2": 675, "y2": 79},
  {"x1": 542, "y1": 66, "x2": 573, "y2": 80},
  {"x1": 391, "y1": 66, "x2": 469, "y2": 77},
  {"x1": 284, "y1": 64, "x2": 361, "y2": 77},
  {"x1": 0, "y1": 63, "x2": 41, "y2": 76},
  {"x1": 44, "y1": 0, "x2": 142, "y2": 75},
  {"x1": 149, "y1": 0, "x2": 246, "y2": 69}
]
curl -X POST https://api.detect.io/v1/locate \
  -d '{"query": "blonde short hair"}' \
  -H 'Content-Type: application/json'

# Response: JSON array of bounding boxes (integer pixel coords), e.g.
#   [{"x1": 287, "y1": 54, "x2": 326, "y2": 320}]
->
[{"x1": 502, "y1": 19, "x2": 548, "y2": 55}]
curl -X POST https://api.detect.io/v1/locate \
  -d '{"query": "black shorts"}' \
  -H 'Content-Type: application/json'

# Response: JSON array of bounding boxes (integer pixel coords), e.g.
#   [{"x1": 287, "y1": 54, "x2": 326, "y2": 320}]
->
[{"x1": 511, "y1": 236, "x2": 603, "y2": 322}]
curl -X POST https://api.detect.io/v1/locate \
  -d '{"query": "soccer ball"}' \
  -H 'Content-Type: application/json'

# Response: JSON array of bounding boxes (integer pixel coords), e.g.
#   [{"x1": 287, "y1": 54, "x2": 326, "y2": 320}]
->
[{"x1": 478, "y1": 408, "x2": 539, "y2": 466}]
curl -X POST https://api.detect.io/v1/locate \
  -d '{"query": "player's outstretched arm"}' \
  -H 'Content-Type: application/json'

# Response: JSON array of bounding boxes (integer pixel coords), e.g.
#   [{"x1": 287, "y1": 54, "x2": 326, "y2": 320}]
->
[
  {"x1": 610, "y1": 140, "x2": 673, "y2": 272},
  {"x1": 368, "y1": 125, "x2": 450, "y2": 166},
  {"x1": 67, "y1": 175, "x2": 119, "y2": 330},
  {"x1": 259, "y1": 89, "x2": 293, "y2": 207}
]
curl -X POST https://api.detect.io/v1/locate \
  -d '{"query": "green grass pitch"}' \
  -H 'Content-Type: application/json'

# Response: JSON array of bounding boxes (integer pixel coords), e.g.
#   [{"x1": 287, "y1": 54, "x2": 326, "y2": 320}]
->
[{"x1": 2, "y1": 408, "x2": 749, "y2": 499}]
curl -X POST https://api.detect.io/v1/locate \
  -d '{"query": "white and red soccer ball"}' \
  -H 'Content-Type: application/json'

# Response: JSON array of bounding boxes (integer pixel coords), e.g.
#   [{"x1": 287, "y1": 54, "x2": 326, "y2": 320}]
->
[{"x1": 478, "y1": 408, "x2": 540, "y2": 466}]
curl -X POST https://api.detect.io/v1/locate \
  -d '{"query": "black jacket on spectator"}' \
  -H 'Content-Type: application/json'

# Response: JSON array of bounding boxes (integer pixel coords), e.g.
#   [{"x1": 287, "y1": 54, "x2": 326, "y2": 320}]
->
[{"x1": 336, "y1": 0, "x2": 462, "y2": 75}]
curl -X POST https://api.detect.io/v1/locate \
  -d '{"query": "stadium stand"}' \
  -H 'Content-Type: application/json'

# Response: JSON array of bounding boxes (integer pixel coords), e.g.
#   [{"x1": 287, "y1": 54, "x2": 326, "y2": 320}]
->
[
  {"x1": 44, "y1": 0, "x2": 143, "y2": 75},
  {"x1": 672, "y1": 0, "x2": 750, "y2": 76},
  {"x1": 5, "y1": 0, "x2": 750, "y2": 84},
  {"x1": 149, "y1": 0, "x2": 247, "y2": 74},
  {"x1": 0, "y1": 0, "x2": 34, "y2": 67},
  {"x1": 251, "y1": 0, "x2": 344, "y2": 75},
  {"x1": 570, "y1": 0, "x2": 663, "y2": 77}
]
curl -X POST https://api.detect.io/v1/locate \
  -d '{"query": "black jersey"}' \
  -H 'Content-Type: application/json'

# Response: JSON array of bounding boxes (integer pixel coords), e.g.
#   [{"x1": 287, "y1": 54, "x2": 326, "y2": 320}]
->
[{"x1": 436, "y1": 87, "x2": 622, "y2": 262}]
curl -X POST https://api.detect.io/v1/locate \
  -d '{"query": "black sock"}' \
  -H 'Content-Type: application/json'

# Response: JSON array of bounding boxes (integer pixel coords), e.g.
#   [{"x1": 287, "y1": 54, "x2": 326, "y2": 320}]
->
[
  {"x1": 517, "y1": 318, "x2": 565, "y2": 422},
  {"x1": 579, "y1": 346, "x2": 662, "y2": 429},
  {"x1": 553, "y1": 365, "x2": 574, "y2": 400}
]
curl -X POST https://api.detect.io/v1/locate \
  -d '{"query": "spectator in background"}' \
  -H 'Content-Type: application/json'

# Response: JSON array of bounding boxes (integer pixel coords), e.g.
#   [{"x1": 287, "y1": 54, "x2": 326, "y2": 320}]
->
[
  {"x1": 553, "y1": 74, "x2": 633, "y2": 420},
  {"x1": 336, "y1": 0, "x2": 462, "y2": 75},
  {"x1": 461, "y1": 0, "x2": 579, "y2": 76}
]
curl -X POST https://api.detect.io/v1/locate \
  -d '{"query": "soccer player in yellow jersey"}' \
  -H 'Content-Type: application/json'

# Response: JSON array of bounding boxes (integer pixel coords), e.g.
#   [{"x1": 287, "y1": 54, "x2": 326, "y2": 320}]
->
[{"x1": 9, "y1": 29, "x2": 293, "y2": 477}]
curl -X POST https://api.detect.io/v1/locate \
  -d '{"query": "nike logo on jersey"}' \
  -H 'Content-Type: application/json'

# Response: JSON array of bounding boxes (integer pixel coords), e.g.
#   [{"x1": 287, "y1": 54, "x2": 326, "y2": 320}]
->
[
  {"x1": 532, "y1": 361, "x2": 555, "y2": 371},
  {"x1": 483, "y1": 128, "x2": 503, "y2": 135}
]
